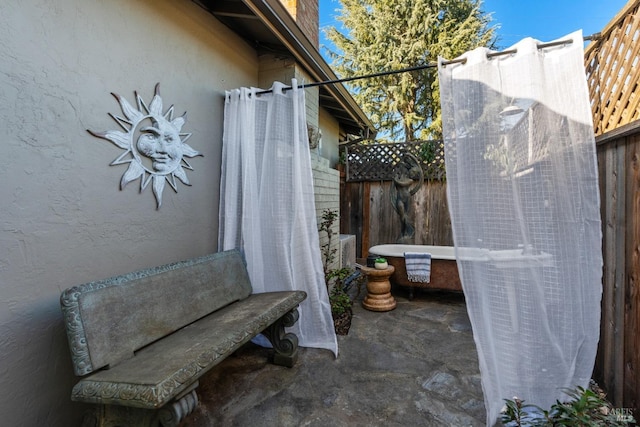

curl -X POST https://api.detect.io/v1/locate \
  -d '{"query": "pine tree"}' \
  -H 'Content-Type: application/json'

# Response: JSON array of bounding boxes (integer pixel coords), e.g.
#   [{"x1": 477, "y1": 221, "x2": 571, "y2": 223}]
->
[{"x1": 325, "y1": 0, "x2": 496, "y2": 140}]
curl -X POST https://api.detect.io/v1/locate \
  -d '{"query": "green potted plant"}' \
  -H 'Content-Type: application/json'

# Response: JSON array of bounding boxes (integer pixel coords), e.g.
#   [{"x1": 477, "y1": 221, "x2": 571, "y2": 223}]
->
[{"x1": 374, "y1": 257, "x2": 388, "y2": 270}]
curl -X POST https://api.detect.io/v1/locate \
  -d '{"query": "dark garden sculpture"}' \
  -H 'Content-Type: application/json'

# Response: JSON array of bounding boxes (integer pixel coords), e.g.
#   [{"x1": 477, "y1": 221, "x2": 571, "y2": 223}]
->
[{"x1": 390, "y1": 152, "x2": 424, "y2": 243}]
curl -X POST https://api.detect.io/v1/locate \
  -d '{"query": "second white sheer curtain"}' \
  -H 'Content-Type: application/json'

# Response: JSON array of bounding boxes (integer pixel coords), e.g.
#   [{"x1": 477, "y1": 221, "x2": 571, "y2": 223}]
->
[{"x1": 439, "y1": 31, "x2": 602, "y2": 425}]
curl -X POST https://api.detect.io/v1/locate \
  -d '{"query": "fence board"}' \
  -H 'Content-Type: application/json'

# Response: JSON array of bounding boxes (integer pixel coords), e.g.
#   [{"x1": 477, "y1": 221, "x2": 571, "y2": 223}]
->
[
  {"x1": 598, "y1": 141, "x2": 623, "y2": 403},
  {"x1": 614, "y1": 139, "x2": 627, "y2": 405},
  {"x1": 624, "y1": 136, "x2": 640, "y2": 411},
  {"x1": 414, "y1": 183, "x2": 453, "y2": 246},
  {"x1": 594, "y1": 121, "x2": 640, "y2": 414},
  {"x1": 340, "y1": 173, "x2": 364, "y2": 256},
  {"x1": 596, "y1": 140, "x2": 611, "y2": 398},
  {"x1": 362, "y1": 181, "x2": 371, "y2": 260},
  {"x1": 368, "y1": 182, "x2": 399, "y2": 249}
]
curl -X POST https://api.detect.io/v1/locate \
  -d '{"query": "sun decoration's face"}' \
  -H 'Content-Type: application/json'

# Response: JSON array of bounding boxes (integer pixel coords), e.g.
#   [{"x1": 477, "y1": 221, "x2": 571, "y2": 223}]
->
[
  {"x1": 136, "y1": 119, "x2": 183, "y2": 173},
  {"x1": 89, "y1": 83, "x2": 202, "y2": 209}
]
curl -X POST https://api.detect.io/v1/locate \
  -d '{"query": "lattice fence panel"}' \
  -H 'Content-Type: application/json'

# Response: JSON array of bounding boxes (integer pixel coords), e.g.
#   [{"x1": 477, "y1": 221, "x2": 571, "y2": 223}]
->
[
  {"x1": 585, "y1": 0, "x2": 640, "y2": 135},
  {"x1": 344, "y1": 140, "x2": 445, "y2": 182}
]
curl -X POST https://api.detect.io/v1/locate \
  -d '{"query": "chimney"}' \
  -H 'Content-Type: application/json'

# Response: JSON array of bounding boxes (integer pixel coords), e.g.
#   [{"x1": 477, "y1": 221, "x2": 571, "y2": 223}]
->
[{"x1": 279, "y1": 0, "x2": 319, "y2": 47}]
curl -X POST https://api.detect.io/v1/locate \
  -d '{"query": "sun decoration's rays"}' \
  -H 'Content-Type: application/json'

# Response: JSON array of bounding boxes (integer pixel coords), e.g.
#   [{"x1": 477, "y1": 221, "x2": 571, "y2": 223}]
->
[{"x1": 88, "y1": 83, "x2": 203, "y2": 209}]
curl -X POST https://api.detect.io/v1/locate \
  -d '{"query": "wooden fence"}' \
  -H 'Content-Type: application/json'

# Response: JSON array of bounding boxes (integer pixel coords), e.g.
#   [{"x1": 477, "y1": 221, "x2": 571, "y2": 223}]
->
[
  {"x1": 339, "y1": 178, "x2": 453, "y2": 258},
  {"x1": 594, "y1": 120, "x2": 640, "y2": 413}
]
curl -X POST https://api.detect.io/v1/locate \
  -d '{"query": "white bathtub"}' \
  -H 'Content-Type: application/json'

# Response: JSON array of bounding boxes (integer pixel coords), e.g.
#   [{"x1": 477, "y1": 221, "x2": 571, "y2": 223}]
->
[
  {"x1": 368, "y1": 244, "x2": 462, "y2": 293},
  {"x1": 369, "y1": 244, "x2": 456, "y2": 260}
]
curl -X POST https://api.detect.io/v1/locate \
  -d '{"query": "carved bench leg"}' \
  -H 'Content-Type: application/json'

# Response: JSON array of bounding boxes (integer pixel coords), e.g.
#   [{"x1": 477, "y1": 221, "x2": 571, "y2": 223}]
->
[
  {"x1": 156, "y1": 387, "x2": 199, "y2": 427},
  {"x1": 262, "y1": 307, "x2": 300, "y2": 368}
]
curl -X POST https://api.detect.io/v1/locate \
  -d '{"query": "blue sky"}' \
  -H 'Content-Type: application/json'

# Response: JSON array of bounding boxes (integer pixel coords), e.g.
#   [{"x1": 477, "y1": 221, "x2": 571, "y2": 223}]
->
[{"x1": 319, "y1": 0, "x2": 630, "y2": 58}]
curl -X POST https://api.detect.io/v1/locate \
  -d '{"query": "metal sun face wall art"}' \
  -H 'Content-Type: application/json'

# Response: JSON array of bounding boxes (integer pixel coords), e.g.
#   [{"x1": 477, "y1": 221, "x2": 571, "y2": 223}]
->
[{"x1": 89, "y1": 83, "x2": 203, "y2": 209}]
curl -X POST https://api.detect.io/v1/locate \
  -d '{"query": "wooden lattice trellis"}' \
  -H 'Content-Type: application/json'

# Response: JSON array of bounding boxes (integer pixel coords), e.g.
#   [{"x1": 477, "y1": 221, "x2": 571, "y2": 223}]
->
[
  {"x1": 585, "y1": 0, "x2": 640, "y2": 135},
  {"x1": 344, "y1": 141, "x2": 445, "y2": 182}
]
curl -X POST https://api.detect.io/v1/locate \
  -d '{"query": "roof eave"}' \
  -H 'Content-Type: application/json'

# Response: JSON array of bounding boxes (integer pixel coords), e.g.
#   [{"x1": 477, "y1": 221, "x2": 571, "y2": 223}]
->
[{"x1": 193, "y1": 0, "x2": 375, "y2": 137}]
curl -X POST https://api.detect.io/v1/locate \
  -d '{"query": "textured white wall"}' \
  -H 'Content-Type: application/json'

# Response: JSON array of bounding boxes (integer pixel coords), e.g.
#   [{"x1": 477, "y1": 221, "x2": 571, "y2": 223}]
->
[{"x1": 0, "y1": 1, "x2": 257, "y2": 425}]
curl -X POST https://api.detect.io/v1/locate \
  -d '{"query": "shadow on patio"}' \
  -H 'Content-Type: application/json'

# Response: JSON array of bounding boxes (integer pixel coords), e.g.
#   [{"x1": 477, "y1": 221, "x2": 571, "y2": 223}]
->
[{"x1": 183, "y1": 289, "x2": 485, "y2": 426}]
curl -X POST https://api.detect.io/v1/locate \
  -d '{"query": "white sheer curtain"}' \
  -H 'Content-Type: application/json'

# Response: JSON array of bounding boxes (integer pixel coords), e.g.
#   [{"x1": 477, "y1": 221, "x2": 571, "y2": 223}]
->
[
  {"x1": 219, "y1": 80, "x2": 338, "y2": 356},
  {"x1": 438, "y1": 31, "x2": 602, "y2": 425}
]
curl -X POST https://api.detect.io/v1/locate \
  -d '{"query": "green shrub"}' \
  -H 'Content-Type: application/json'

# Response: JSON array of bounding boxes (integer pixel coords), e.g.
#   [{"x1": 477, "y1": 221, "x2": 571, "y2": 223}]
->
[
  {"x1": 327, "y1": 267, "x2": 357, "y2": 315},
  {"x1": 329, "y1": 285, "x2": 352, "y2": 316},
  {"x1": 501, "y1": 385, "x2": 635, "y2": 426}
]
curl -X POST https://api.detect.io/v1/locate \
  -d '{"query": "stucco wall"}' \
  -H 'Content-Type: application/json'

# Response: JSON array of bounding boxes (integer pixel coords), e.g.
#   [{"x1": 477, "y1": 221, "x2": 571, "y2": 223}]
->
[{"x1": 0, "y1": 1, "x2": 258, "y2": 425}]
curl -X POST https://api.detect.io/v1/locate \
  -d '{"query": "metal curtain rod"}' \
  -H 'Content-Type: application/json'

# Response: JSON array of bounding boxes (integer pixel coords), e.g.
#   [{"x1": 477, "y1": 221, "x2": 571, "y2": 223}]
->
[
  {"x1": 256, "y1": 34, "x2": 599, "y2": 94},
  {"x1": 254, "y1": 62, "x2": 437, "y2": 95}
]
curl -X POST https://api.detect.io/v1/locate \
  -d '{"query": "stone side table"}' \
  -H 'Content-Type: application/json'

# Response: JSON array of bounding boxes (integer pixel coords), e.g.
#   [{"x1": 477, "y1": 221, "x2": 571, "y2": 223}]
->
[{"x1": 360, "y1": 265, "x2": 396, "y2": 312}]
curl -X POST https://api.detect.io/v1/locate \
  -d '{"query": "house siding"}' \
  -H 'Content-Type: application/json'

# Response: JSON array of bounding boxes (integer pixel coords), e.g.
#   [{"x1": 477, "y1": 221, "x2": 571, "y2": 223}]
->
[{"x1": 312, "y1": 153, "x2": 341, "y2": 272}]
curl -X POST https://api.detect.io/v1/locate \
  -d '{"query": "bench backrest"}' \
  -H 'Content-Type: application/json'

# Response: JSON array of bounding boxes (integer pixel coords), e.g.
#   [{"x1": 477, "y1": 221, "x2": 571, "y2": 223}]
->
[{"x1": 60, "y1": 249, "x2": 253, "y2": 376}]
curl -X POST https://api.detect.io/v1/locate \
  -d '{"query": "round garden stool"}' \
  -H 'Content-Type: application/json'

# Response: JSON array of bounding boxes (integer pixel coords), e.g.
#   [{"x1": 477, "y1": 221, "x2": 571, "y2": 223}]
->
[{"x1": 360, "y1": 265, "x2": 396, "y2": 312}]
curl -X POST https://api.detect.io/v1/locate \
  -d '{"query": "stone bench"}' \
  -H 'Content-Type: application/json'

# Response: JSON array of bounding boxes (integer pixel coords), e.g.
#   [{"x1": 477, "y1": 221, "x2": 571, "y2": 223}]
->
[{"x1": 60, "y1": 249, "x2": 307, "y2": 427}]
